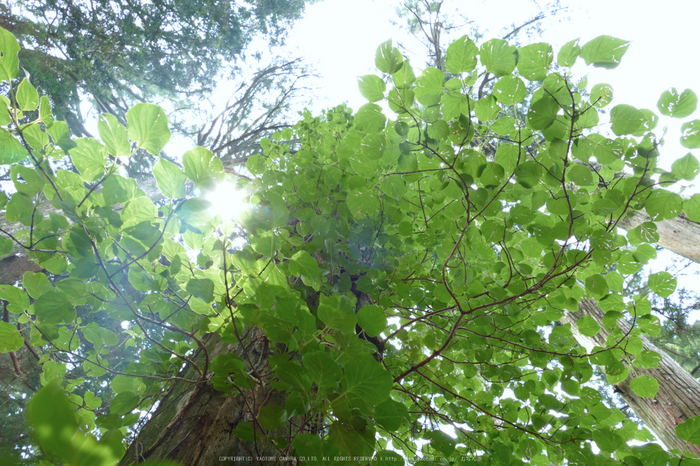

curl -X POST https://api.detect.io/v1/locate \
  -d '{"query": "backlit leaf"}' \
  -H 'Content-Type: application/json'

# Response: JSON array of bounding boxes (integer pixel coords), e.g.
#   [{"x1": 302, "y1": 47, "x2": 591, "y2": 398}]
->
[
  {"x1": 445, "y1": 35, "x2": 478, "y2": 74},
  {"x1": 630, "y1": 376, "x2": 659, "y2": 398},
  {"x1": 98, "y1": 113, "x2": 131, "y2": 157},
  {"x1": 648, "y1": 271, "x2": 676, "y2": 298},
  {"x1": 657, "y1": 88, "x2": 697, "y2": 118},
  {"x1": 358, "y1": 75, "x2": 386, "y2": 102},
  {"x1": 153, "y1": 158, "x2": 188, "y2": 198},
  {"x1": 126, "y1": 103, "x2": 171, "y2": 156},
  {"x1": 580, "y1": 35, "x2": 630, "y2": 69}
]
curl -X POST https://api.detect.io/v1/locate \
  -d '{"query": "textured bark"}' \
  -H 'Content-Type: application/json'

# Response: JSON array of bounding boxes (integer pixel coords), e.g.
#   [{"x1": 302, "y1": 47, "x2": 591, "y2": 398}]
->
[
  {"x1": 119, "y1": 330, "x2": 294, "y2": 466},
  {"x1": 562, "y1": 299, "x2": 700, "y2": 455},
  {"x1": 0, "y1": 254, "x2": 42, "y2": 285},
  {"x1": 619, "y1": 211, "x2": 700, "y2": 264}
]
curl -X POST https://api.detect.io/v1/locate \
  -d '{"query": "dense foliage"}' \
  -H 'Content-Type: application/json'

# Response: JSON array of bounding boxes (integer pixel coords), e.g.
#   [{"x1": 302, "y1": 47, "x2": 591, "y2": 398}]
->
[
  {"x1": 3, "y1": 23, "x2": 700, "y2": 465},
  {"x1": 0, "y1": 0, "x2": 309, "y2": 134}
]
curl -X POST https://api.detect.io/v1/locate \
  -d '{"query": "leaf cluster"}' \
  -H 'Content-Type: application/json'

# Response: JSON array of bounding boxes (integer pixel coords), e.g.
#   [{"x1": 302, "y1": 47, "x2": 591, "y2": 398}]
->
[{"x1": 2, "y1": 25, "x2": 700, "y2": 465}]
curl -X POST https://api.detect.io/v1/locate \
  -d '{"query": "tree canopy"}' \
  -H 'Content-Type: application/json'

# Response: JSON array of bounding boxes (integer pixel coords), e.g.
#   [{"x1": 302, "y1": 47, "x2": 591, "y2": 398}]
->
[
  {"x1": 3, "y1": 21, "x2": 700, "y2": 465},
  {"x1": 0, "y1": 0, "x2": 309, "y2": 135}
]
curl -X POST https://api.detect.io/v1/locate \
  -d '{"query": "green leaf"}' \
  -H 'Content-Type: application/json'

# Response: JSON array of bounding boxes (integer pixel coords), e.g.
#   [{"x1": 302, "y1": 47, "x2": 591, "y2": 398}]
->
[
  {"x1": 392, "y1": 59, "x2": 415, "y2": 89},
  {"x1": 84, "y1": 391, "x2": 102, "y2": 409},
  {"x1": 317, "y1": 294, "x2": 356, "y2": 332},
  {"x1": 303, "y1": 351, "x2": 342, "y2": 388},
  {"x1": 387, "y1": 88, "x2": 415, "y2": 113},
  {"x1": 591, "y1": 83, "x2": 613, "y2": 108},
  {"x1": 357, "y1": 75, "x2": 386, "y2": 102},
  {"x1": 676, "y1": 416, "x2": 700, "y2": 444},
  {"x1": 292, "y1": 434, "x2": 323, "y2": 461},
  {"x1": 258, "y1": 404, "x2": 286, "y2": 430},
  {"x1": 27, "y1": 384, "x2": 79, "y2": 460},
  {"x1": 657, "y1": 88, "x2": 697, "y2": 118},
  {"x1": 527, "y1": 96, "x2": 559, "y2": 130},
  {"x1": 557, "y1": 38, "x2": 580, "y2": 67},
  {"x1": 517, "y1": 42, "x2": 553, "y2": 81},
  {"x1": 39, "y1": 96, "x2": 54, "y2": 125},
  {"x1": 633, "y1": 244, "x2": 657, "y2": 264},
  {"x1": 415, "y1": 67, "x2": 444, "y2": 107},
  {"x1": 82, "y1": 322, "x2": 118, "y2": 348},
  {"x1": 441, "y1": 92, "x2": 471, "y2": 121},
  {"x1": 576, "y1": 315, "x2": 600, "y2": 337},
  {"x1": 374, "y1": 399, "x2": 409, "y2": 431},
  {"x1": 0, "y1": 321, "x2": 23, "y2": 353},
  {"x1": 0, "y1": 285, "x2": 29, "y2": 314},
  {"x1": 98, "y1": 113, "x2": 131, "y2": 157},
  {"x1": 585, "y1": 274, "x2": 609, "y2": 298},
  {"x1": 493, "y1": 75, "x2": 527, "y2": 105},
  {"x1": 182, "y1": 146, "x2": 225, "y2": 190},
  {"x1": 346, "y1": 189, "x2": 380, "y2": 218},
  {"x1": 11, "y1": 164, "x2": 44, "y2": 197},
  {"x1": 593, "y1": 427, "x2": 624, "y2": 452},
  {"x1": 34, "y1": 291, "x2": 76, "y2": 324},
  {"x1": 429, "y1": 430, "x2": 457, "y2": 456},
  {"x1": 475, "y1": 95, "x2": 499, "y2": 122},
  {"x1": 0, "y1": 128, "x2": 28, "y2": 164},
  {"x1": 580, "y1": 35, "x2": 630, "y2": 69},
  {"x1": 0, "y1": 27, "x2": 20, "y2": 81},
  {"x1": 40, "y1": 361, "x2": 66, "y2": 386},
  {"x1": 23, "y1": 271, "x2": 52, "y2": 299},
  {"x1": 70, "y1": 138, "x2": 107, "y2": 181},
  {"x1": 567, "y1": 164, "x2": 594, "y2": 187},
  {"x1": 5, "y1": 192, "x2": 34, "y2": 225},
  {"x1": 648, "y1": 271, "x2": 676, "y2": 298},
  {"x1": 16, "y1": 78, "x2": 39, "y2": 111},
  {"x1": 46, "y1": 121, "x2": 76, "y2": 151},
  {"x1": 375, "y1": 39, "x2": 403, "y2": 74},
  {"x1": 341, "y1": 354, "x2": 392, "y2": 407},
  {"x1": 186, "y1": 278, "x2": 215, "y2": 303},
  {"x1": 276, "y1": 362, "x2": 311, "y2": 392},
  {"x1": 0, "y1": 235, "x2": 12, "y2": 256},
  {"x1": 671, "y1": 153, "x2": 700, "y2": 180},
  {"x1": 645, "y1": 189, "x2": 682, "y2": 221},
  {"x1": 681, "y1": 120, "x2": 700, "y2": 148},
  {"x1": 291, "y1": 250, "x2": 321, "y2": 291},
  {"x1": 354, "y1": 103, "x2": 386, "y2": 133},
  {"x1": 122, "y1": 197, "x2": 158, "y2": 226},
  {"x1": 126, "y1": 103, "x2": 171, "y2": 156},
  {"x1": 361, "y1": 133, "x2": 386, "y2": 161},
  {"x1": 102, "y1": 175, "x2": 139, "y2": 205},
  {"x1": 22, "y1": 124, "x2": 48, "y2": 150},
  {"x1": 153, "y1": 158, "x2": 188, "y2": 198},
  {"x1": 445, "y1": 35, "x2": 478, "y2": 74},
  {"x1": 111, "y1": 391, "x2": 140, "y2": 415},
  {"x1": 480, "y1": 38, "x2": 517, "y2": 77},
  {"x1": 356, "y1": 305, "x2": 387, "y2": 338},
  {"x1": 610, "y1": 104, "x2": 645, "y2": 136},
  {"x1": 630, "y1": 376, "x2": 659, "y2": 398},
  {"x1": 684, "y1": 194, "x2": 700, "y2": 222}
]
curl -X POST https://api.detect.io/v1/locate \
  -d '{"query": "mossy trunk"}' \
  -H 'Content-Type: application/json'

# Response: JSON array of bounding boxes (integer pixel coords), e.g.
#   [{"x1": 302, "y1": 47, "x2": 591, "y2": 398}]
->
[{"x1": 118, "y1": 330, "x2": 294, "y2": 466}]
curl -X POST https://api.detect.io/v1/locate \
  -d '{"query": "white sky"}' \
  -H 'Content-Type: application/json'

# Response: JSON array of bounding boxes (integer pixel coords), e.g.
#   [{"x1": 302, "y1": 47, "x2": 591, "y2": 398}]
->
[{"x1": 284, "y1": 0, "x2": 700, "y2": 114}]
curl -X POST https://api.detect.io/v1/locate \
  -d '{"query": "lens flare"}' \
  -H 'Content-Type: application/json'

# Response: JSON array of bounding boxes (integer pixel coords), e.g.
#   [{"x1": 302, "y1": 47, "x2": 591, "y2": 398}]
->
[{"x1": 205, "y1": 182, "x2": 249, "y2": 221}]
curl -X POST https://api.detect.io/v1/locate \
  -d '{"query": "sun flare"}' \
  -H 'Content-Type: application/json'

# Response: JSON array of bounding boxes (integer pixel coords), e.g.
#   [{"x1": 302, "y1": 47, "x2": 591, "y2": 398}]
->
[{"x1": 205, "y1": 182, "x2": 249, "y2": 221}]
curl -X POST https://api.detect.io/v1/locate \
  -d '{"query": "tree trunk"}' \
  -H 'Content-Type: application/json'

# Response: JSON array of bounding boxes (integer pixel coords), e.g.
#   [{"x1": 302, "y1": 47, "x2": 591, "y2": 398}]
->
[
  {"x1": 562, "y1": 299, "x2": 700, "y2": 456},
  {"x1": 619, "y1": 211, "x2": 700, "y2": 264},
  {"x1": 119, "y1": 330, "x2": 295, "y2": 466}
]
